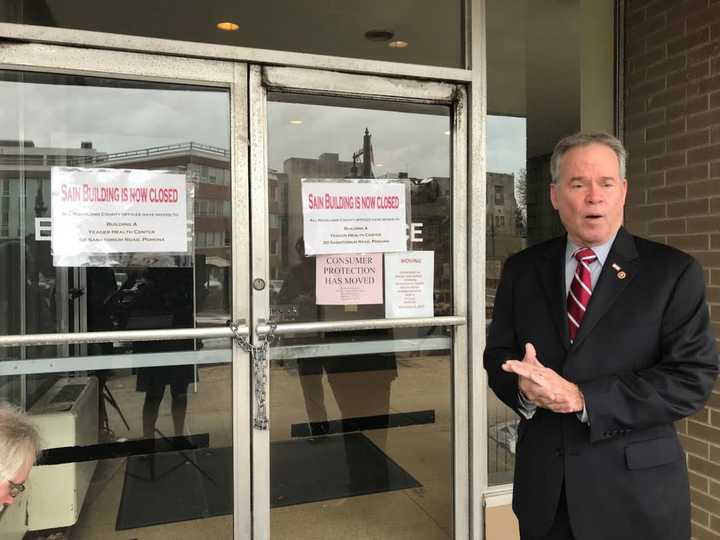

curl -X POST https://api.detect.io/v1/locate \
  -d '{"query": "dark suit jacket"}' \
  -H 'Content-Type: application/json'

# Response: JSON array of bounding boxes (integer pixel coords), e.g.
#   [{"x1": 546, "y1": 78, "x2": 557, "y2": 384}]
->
[{"x1": 484, "y1": 227, "x2": 718, "y2": 540}]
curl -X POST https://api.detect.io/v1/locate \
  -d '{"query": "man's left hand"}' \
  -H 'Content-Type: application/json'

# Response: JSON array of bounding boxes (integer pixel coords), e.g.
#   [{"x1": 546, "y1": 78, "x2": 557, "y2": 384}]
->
[{"x1": 502, "y1": 354, "x2": 584, "y2": 414}]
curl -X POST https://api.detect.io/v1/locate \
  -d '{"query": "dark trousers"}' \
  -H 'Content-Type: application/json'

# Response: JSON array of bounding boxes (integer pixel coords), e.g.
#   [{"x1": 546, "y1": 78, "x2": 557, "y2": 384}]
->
[{"x1": 520, "y1": 486, "x2": 575, "y2": 540}]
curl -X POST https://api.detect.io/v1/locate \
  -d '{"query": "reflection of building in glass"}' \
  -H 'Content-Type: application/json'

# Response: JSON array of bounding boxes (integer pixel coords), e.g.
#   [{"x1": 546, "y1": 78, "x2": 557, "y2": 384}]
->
[
  {"x1": 282, "y1": 152, "x2": 354, "y2": 267},
  {"x1": 486, "y1": 172, "x2": 525, "y2": 259},
  {"x1": 268, "y1": 169, "x2": 288, "y2": 280},
  {"x1": 526, "y1": 153, "x2": 563, "y2": 246},
  {"x1": 0, "y1": 140, "x2": 100, "y2": 239},
  {"x1": 87, "y1": 142, "x2": 234, "y2": 315}
]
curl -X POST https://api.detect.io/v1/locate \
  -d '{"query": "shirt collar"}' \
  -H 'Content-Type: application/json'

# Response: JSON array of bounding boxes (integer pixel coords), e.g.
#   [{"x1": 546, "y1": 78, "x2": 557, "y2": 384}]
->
[{"x1": 565, "y1": 230, "x2": 618, "y2": 267}]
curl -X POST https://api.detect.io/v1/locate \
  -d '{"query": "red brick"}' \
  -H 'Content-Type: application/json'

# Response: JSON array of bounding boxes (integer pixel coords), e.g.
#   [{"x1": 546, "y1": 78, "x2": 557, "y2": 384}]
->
[
  {"x1": 669, "y1": 27, "x2": 711, "y2": 56},
  {"x1": 708, "y1": 286, "x2": 720, "y2": 302},
  {"x1": 714, "y1": 56, "x2": 720, "y2": 74},
  {"x1": 669, "y1": 233, "x2": 710, "y2": 250},
  {"x1": 667, "y1": 164, "x2": 708, "y2": 184},
  {"x1": 649, "y1": 87, "x2": 688, "y2": 109},
  {"x1": 688, "y1": 3, "x2": 720, "y2": 30},
  {"x1": 689, "y1": 179, "x2": 720, "y2": 198},
  {"x1": 629, "y1": 46, "x2": 667, "y2": 72},
  {"x1": 649, "y1": 21, "x2": 688, "y2": 46},
  {"x1": 647, "y1": 55, "x2": 687, "y2": 81},
  {"x1": 712, "y1": 269, "x2": 720, "y2": 283},
  {"x1": 629, "y1": 171, "x2": 665, "y2": 189},
  {"x1": 691, "y1": 453, "x2": 720, "y2": 478},
  {"x1": 693, "y1": 505, "x2": 710, "y2": 527},
  {"x1": 670, "y1": 130, "x2": 710, "y2": 152},
  {"x1": 633, "y1": 11, "x2": 671, "y2": 39},
  {"x1": 689, "y1": 42, "x2": 720, "y2": 65},
  {"x1": 711, "y1": 442, "x2": 720, "y2": 461},
  {"x1": 644, "y1": 0, "x2": 676, "y2": 19},
  {"x1": 687, "y1": 109, "x2": 720, "y2": 130},
  {"x1": 649, "y1": 184, "x2": 685, "y2": 203},
  {"x1": 711, "y1": 91, "x2": 720, "y2": 108},
  {"x1": 712, "y1": 125, "x2": 720, "y2": 143},
  {"x1": 711, "y1": 198, "x2": 720, "y2": 213},
  {"x1": 668, "y1": 95, "x2": 710, "y2": 119},
  {"x1": 692, "y1": 521, "x2": 720, "y2": 540},
  {"x1": 627, "y1": 203, "x2": 667, "y2": 222},
  {"x1": 629, "y1": 77, "x2": 667, "y2": 98},
  {"x1": 668, "y1": 61, "x2": 710, "y2": 88},
  {"x1": 689, "y1": 143, "x2": 720, "y2": 163},
  {"x1": 649, "y1": 218, "x2": 687, "y2": 234},
  {"x1": 712, "y1": 162, "x2": 720, "y2": 177},
  {"x1": 627, "y1": 156, "x2": 647, "y2": 176},
  {"x1": 632, "y1": 139, "x2": 667, "y2": 159},
  {"x1": 690, "y1": 486, "x2": 720, "y2": 515},
  {"x1": 626, "y1": 109, "x2": 665, "y2": 131},
  {"x1": 695, "y1": 250, "x2": 720, "y2": 266},
  {"x1": 699, "y1": 74, "x2": 720, "y2": 94},
  {"x1": 626, "y1": 5, "x2": 647, "y2": 27},
  {"x1": 648, "y1": 152, "x2": 687, "y2": 172},
  {"x1": 691, "y1": 215, "x2": 720, "y2": 232},
  {"x1": 690, "y1": 469, "x2": 711, "y2": 492},
  {"x1": 647, "y1": 118, "x2": 686, "y2": 140}
]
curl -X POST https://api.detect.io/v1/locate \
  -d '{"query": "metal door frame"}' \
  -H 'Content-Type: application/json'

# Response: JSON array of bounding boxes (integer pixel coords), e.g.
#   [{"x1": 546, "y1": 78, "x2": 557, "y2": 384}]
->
[
  {"x1": 249, "y1": 64, "x2": 470, "y2": 540},
  {"x1": 0, "y1": 44, "x2": 253, "y2": 540}
]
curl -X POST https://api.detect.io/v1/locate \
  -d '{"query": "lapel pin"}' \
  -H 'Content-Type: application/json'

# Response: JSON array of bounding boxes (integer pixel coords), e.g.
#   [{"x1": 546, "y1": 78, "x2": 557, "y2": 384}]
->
[
  {"x1": 617, "y1": 271, "x2": 627, "y2": 279},
  {"x1": 611, "y1": 263, "x2": 621, "y2": 271}
]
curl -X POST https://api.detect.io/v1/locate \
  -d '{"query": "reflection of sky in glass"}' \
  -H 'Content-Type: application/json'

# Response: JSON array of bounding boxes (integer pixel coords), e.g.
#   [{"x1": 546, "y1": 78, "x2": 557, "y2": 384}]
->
[
  {"x1": 487, "y1": 115, "x2": 526, "y2": 176},
  {"x1": 0, "y1": 79, "x2": 230, "y2": 153},
  {"x1": 268, "y1": 102, "x2": 451, "y2": 179}
]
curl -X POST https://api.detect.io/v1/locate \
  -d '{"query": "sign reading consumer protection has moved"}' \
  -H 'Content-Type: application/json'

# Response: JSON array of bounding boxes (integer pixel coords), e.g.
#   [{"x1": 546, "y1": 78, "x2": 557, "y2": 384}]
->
[
  {"x1": 301, "y1": 180, "x2": 408, "y2": 255},
  {"x1": 51, "y1": 167, "x2": 187, "y2": 260}
]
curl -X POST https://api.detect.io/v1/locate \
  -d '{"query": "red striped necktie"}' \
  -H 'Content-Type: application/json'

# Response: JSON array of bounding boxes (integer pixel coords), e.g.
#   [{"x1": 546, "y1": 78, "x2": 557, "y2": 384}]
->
[{"x1": 567, "y1": 247, "x2": 597, "y2": 343}]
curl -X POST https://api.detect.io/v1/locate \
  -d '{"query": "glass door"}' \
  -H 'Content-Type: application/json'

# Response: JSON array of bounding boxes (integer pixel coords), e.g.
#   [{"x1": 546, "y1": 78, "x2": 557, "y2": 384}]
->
[
  {"x1": 249, "y1": 66, "x2": 469, "y2": 540},
  {"x1": 0, "y1": 46, "x2": 252, "y2": 539}
]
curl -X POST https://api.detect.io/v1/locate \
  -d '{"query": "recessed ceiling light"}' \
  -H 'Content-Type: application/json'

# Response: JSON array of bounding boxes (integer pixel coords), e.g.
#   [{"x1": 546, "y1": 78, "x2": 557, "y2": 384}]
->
[
  {"x1": 289, "y1": 120, "x2": 304, "y2": 125},
  {"x1": 216, "y1": 21, "x2": 239, "y2": 31},
  {"x1": 388, "y1": 40, "x2": 408, "y2": 49},
  {"x1": 365, "y1": 30, "x2": 394, "y2": 42}
]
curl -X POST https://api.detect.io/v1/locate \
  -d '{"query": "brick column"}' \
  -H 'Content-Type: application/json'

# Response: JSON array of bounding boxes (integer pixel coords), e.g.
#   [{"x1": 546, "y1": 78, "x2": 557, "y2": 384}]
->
[{"x1": 624, "y1": 1, "x2": 720, "y2": 538}]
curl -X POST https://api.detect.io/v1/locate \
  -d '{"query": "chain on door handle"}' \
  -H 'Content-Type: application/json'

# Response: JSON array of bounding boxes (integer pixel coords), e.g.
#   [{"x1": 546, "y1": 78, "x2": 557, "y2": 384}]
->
[{"x1": 228, "y1": 319, "x2": 277, "y2": 431}]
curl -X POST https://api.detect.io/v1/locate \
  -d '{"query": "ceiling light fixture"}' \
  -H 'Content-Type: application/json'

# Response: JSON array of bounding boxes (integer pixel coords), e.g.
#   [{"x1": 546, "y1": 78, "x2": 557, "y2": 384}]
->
[
  {"x1": 365, "y1": 30, "x2": 394, "y2": 42},
  {"x1": 289, "y1": 120, "x2": 304, "y2": 125},
  {"x1": 216, "y1": 21, "x2": 239, "y2": 31},
  {"x1": 444, "y1": 130, "x2": 451, "y2": 136},
  {"x1": 388, "y1": 40, "x2": 408, "y2": 49}
]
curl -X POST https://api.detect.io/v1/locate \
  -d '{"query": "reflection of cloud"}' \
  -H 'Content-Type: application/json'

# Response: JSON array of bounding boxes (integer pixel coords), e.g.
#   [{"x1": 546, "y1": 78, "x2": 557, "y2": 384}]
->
[
  {"x1": 488, "y1": 115, "x2": 526, "y2": 176},
  {"x1": 0, "y1": 81, "x2": 230, "y2": 152},
  {"x1": 268, "y1": 102, "x2": 451, "y2": 178}
]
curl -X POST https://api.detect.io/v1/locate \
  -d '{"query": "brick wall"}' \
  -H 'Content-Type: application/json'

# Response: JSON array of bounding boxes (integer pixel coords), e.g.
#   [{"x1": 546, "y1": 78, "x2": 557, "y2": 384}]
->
[{"x1": 624, "y1": 1, "x2": 720, "y2": 538}]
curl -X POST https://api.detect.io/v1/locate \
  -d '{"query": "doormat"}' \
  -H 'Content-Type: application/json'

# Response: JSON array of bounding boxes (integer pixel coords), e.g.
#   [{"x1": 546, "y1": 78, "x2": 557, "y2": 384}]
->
[{"x1": 116, "y1": 433, "x2": 421, "y2": 530}]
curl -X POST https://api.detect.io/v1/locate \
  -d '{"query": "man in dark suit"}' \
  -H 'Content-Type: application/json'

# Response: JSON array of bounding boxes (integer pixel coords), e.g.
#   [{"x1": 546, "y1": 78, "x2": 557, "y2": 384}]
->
[{"x1": 484, "y1": 132, "x2": 718, "y2": 540}]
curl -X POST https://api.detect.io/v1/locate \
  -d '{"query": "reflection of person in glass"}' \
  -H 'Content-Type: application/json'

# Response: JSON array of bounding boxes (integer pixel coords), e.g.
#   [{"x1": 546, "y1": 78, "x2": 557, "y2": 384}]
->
[
  {"x1": 277, "y1": 237, "x2": 396, "y2": 489},
  {"x1": 107, "y1": 268, "x2": 195, "y2": 441}
]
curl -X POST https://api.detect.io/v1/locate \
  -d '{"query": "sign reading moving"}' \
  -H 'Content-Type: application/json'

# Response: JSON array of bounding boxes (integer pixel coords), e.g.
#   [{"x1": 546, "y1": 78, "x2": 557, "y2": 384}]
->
[
  {"x1": 301, "y1": 180, "x2": 408, "y2": 255},
  {"x1": 51, "y1": 167, "x2": 188, "y2": 264}
]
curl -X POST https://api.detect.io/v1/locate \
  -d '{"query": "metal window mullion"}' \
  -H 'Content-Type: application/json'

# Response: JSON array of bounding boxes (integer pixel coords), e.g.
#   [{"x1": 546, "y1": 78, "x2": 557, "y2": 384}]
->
[
  {"x1": 249, "y1": 64, "x2": 271, "y2": 540},
  {"x1": 453, "y1": 83, "x2": 470, "y2": 540},
  {"x1": 470, "y1": 0, "x2": 489, "y2": 538},
  {"x1": 230, "y1": 62, "x2": 252, "y2": 540}
]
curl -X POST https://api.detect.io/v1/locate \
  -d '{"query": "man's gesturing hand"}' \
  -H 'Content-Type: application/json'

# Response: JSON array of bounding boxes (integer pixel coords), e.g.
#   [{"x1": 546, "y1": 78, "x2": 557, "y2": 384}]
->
[{"x1": 501, "y1": 343, "x2": 584, "y2": 414}]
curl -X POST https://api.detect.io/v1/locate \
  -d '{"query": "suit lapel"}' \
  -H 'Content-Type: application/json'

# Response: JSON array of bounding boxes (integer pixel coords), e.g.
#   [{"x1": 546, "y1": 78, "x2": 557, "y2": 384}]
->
[
  {"x1": 536, "y1": 237, "x2": 570, "y2": 351},
  {"x1": 571, "y1": 227, "x2": 640, "y2": 349}
]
